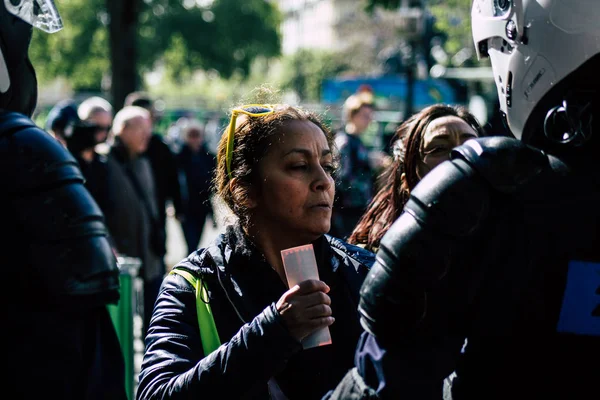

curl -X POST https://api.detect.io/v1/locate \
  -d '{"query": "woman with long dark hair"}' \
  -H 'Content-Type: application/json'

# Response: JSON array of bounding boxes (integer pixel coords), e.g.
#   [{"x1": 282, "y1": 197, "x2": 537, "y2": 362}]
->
[{"x1": 348, "y1": 104, "x2": 484, "y2": 252}]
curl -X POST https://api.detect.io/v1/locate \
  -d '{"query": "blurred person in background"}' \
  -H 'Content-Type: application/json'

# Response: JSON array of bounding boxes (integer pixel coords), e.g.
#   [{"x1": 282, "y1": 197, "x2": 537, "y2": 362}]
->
[
  {"x1": 137, "y1": 103, "x2": 375, "y2": 399},
  {"x1": 45, "y1": 97, "x2": 113, "y2": 215},
  {"x1": 1, "y1": 1, "x2": 125, "y2": 398},
  {"x1": 348, "y1": 104, "x2": 483, "y2": 253},
  {"x1": 64, "y1": 119, "x2": 113, "y2": 214},
  {"x1": 330, "y1": 90, "x2": 376, "y2": 240},
  {"x1": 125, "y1": 91, "x2": 182, "y2": 265},
  {"x1": 203, "y1": 110, "x2": 225, "y2": 155},
  {"x1": 45, "y1": 98, "x2": 79, "y2": 147},
  {"x1": 326, "y1": 0, "x2": 600, "y2": 399},
  {"x1": 77, "y1": 95, "x2": 114, "y2": 152},
  {"x1": 45, "y1": 99, "x2": 114, "y2": 213},
  {"x1": 176, "y1": 118, "x2": 216, "y2": 254},
  {"x1": 104, "y1": 105, "x2": 163, "y2": 341}
]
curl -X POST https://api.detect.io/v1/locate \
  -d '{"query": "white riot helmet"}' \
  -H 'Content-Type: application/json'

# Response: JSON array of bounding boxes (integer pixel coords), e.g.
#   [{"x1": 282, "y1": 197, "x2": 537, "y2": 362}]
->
[{"x1": 471, "y1": 0, "x2": 600, "y2": 141}]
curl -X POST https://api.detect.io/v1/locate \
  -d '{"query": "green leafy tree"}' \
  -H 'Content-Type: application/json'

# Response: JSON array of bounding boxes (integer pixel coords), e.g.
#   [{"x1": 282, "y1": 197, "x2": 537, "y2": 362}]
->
[
  {"x1": 141, "y1": 0, "x2": 281, "y2": 81},
  {"x1": 29, "y1": 0, "x2": 281, "y2": 108},
  {"x1": 29, "y1": 0, "x2": 109, "y2": 91},
  {"x1": 365, "y1": 0, "x2": 477, "y2": 66},
  {"x1": 428, "y1": 0, "x2": 476, "y2": 65},
  {"x1": 279, "y1": 49, "x2": 350, "y2": 102}
]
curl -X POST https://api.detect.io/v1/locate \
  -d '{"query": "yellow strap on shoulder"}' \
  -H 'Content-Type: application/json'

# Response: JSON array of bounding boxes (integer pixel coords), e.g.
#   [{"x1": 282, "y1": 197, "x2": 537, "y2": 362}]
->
[{"x1": 170, "y1": 268, "x2": 222, "y2": 355}]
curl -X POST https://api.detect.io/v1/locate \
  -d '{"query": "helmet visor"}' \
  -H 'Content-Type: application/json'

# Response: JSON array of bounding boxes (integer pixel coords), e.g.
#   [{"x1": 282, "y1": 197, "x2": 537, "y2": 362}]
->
[{"x1": 4, "y1": 0, "x2": 63, "y2": 33}]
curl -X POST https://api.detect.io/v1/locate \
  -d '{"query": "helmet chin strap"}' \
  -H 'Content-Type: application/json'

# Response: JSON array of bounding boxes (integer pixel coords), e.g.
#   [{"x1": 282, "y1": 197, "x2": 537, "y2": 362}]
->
[
  {"x1": 0, "y1": 48, "x2": 10, "y2": 93},
  {"x1": 544, "y1": 95, "x2": 594, "y2": 147}
]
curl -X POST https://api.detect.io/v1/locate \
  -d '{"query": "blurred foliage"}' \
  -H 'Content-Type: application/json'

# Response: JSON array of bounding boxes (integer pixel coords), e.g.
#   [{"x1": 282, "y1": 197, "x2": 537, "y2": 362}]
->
[
  {"x1": 147, "y1": 56, "x2": 287, "y2": 110},
  {"x1": 140, "y1": 0, "x2": 281, "y2": 82},
  {"x1": 428, "y1": 0, "x2": 475, "y2": 60},
  {"x1": 30, "y1": 0, "x2": 483, "y2": 109},
  {"x1": 146, "y1": 48, "x2": 349, "y2": 108},
  {"x1": 365, "y1": 0, "x2": 477, "y2": 66},
  {"x1": 280, "y1": 49, "x2": 350, "y2": 102},
  {"x1": 29, "y1": 0, "x2": 109, "y2": 90},
  {"x1": 29, "y1": 0, "x2": 281, "y2": 91}
]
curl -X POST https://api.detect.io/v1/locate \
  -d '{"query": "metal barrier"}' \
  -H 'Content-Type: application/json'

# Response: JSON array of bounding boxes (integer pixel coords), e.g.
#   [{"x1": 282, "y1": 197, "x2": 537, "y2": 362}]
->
[{"x1": 108, "y1": 256, "x2": 144, "y2": 400}]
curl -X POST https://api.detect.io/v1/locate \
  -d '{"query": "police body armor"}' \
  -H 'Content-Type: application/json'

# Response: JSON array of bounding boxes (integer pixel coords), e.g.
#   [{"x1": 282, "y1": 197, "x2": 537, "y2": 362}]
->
[
  {"x1": 0, "y1": 110, "x2": 120, "y2": 307},
  {"x1": 1, "y1": 110, "x2": 126, "y2": 399},
  {"x1": 358, "y1": 136, "x2": 600, "y2": 399}
]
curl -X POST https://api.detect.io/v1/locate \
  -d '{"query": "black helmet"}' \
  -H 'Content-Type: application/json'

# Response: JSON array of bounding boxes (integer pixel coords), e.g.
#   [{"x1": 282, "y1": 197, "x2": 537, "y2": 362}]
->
[
  {"x1": 45, "y1": 98, "x2": 79, "y2": 134},
  {"x1": 0, "y1": 1, "x2": 63, "y2": 117}
]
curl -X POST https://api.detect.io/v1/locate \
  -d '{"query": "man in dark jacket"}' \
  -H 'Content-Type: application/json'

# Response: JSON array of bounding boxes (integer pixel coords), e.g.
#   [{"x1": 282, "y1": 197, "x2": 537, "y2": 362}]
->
[
  {"x1": 326, "y1": 0, "x2": 600, "y2": 399},
  {"x1": 124, "y1": 91, "x2": 183, "y2": 259},
  {"x1": 176, "y1": 119, "x2": 216, "y2": 254},
  {"x1": 1, "y1": 2, "x2": 126, "y2": 399}
]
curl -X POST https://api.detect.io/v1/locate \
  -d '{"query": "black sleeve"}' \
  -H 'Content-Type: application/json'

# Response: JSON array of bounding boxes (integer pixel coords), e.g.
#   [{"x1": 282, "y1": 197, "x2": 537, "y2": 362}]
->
[{"x1": 136, "y1": 274, "x2": 302, "y2": 399}]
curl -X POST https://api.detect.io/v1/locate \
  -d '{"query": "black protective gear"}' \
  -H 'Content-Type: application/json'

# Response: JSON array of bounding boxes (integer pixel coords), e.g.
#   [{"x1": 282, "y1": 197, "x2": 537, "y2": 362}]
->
[
  {"x1": 0, "y1": 4, "x2": 38, "y2": 117},
  {"x1": 1, "y1": 110, "x2": 121, "y2": 307},
  {"x1": 352, "y1": 136, "x2": 600, "y2": 399},
  {"x1": 45, "y1": 98, "x2": 79, "y2": 132},
  {"x1": 2, "y1": 110, "x2": 126, "y2": 399}
]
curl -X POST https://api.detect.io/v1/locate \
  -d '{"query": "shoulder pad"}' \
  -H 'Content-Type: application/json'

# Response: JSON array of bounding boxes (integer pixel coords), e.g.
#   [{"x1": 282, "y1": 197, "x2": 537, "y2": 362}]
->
[
  {"x1": 1, "y1": 113, "x2": 83, "y2": 194},
  {"x1": 0, "y1": 111, "x2": 36, "y2": 136},
  {"x1": 405, "y1": 158, "x2": 490, "y2": 237},
  {"x1": 451, "y1": 137, "x2": 551, "y2": 193}
]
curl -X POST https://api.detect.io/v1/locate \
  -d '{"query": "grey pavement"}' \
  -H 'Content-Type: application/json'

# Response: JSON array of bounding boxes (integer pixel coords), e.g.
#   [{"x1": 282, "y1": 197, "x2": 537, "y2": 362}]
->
[{"x1": 165, "y1": 196, "x2": 232, "y2": 269}]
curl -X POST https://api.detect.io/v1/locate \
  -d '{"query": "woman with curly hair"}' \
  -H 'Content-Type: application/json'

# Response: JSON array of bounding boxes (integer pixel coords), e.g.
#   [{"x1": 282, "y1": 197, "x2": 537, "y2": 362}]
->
[{"x1": 137, "y1": 102, "x2": 375, "y2": 400}]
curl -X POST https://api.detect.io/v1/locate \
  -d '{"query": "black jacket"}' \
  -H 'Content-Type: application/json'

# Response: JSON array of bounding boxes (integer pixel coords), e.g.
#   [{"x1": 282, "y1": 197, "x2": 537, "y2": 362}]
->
[
  {"x1": 137, "y1": 224, "x2": 375, "y2": 400},
  {"x1": 145, "y1": 132, "x2": 182, "y2": 229},
  {"x1": 176, "y1": 143, "x2": 215, "y2": 218},
  {"x1": 328, "y1": 137, "x2": 600, "y2": 400}
]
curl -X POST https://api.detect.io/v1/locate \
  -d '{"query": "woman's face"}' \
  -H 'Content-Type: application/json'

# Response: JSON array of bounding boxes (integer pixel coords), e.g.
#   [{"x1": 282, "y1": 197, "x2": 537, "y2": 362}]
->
[
  {"x1": 350, "y1": 105, "x2": 374, "y2": 134},
  {"x1": 416, "y1": 115, "x2": 479, "y2": 179},
  {"x1": 248, "y1": 120, "x2": 335, "y2": 245},
  {"x1": 185, "y1": 127, "x2": 204, "y2": 151}
]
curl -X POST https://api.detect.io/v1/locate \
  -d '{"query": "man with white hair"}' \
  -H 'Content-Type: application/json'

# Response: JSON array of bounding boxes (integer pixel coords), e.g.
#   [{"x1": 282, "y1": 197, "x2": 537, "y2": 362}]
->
[
  {"x1": 78, "y1": 95, "x2": 114, "y2": 147},
  {"x1": 104, "y1": 105, "x2": 164, "y2": 340}
]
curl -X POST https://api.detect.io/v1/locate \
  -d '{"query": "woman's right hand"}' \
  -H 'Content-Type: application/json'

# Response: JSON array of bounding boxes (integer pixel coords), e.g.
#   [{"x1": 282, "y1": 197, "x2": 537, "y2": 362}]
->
[{"x1": 275, "y1": 279, "x2": 334, "y2": 342}]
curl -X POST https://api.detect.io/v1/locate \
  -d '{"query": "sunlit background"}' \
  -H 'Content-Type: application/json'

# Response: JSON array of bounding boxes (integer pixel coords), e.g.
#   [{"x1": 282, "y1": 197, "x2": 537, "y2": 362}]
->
[
  {"x1": 24, "y1": 2, "x2": 512, "y2": 396},
  {"x1": 30, "y1": 0, "x2": 502, "y2": 139}
]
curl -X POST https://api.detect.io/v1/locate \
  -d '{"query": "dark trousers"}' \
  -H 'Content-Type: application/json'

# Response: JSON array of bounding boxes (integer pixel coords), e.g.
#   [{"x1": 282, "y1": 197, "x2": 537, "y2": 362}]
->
[{"x1": 181, "y1": 213, "x2": 208, "y2": 255}]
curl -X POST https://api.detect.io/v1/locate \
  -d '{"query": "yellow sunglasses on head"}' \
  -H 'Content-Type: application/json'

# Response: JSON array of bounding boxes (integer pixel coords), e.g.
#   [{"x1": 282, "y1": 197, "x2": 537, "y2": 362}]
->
[{"x1": 225, "y1": 104, "x2": 276, "y2": 180}]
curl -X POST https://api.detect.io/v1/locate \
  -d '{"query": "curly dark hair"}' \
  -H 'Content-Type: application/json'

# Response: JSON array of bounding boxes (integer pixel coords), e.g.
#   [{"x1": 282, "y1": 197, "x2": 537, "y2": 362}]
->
[
  {"x1": 347, "y1": 104, "x2": 484, "y2": 252},
  {"x1": 214, "y1": 104, "x2": 335, "y2": 229}
]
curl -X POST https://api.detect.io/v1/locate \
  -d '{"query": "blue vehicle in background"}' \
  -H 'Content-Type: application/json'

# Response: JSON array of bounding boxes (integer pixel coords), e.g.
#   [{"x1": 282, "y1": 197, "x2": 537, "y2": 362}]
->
[
  {"x1": 321, "y1": 76, "x2": 461, "y2": 111},
  {"x1": 321, "y1": 76, "x2": 467, "y2": 152}
]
